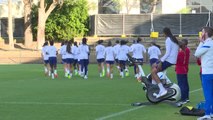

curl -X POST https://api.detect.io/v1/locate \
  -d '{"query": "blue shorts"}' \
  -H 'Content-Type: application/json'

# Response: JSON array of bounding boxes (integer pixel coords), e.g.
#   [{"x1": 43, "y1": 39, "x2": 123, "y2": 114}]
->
[
  {"x1": 115, "y1": 59, "x2": 119, "y2": 63},
  {"x1": 78, "y1": 59, "x2": 81, "y2": 64},
  {"x1": 66, "y1": 58, "x2": 74, "y2": 64},
  {"x1": 97, "y1": 58, "x2": 105, "y2": 63},
  {"x1": 62, "y1": 59, "x2": 67, "y2": 64},
  {"x1": 49, "y1": 57, "x2": 57, "y2": 66},
  {"x1": 80, "y1": 59, "x2": 89, "y2": 66},
  {"x1": 159, "y1": 61, "x2": 173, "y2": 71},
  {"x1": 150, "y1": 58, "x2": 158, "y2": 66},
  {"x1": 135, "y1": 58, "x2": 143, "y2": 62},
  {"x1": 44, "y1": 60, "x2": 49, "y2": 64},
  {"x1": 119, "y1": 60, "x2": 126, "y2": 65},
  {"x1": 106, "y1": 61, "x2": 114, "y2": 65},
  {"x1": 73, "y1": 59, "x2": 78, "y2": 64}
]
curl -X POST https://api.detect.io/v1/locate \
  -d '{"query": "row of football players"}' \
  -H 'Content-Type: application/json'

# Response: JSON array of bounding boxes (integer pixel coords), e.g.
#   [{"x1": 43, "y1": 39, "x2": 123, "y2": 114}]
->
[
  {"x1": 41, "y1": 37, "x2": 161, "y2": 79},
  {"x1": 94, "y1": 38, "x2": 161, "y2": 79}
]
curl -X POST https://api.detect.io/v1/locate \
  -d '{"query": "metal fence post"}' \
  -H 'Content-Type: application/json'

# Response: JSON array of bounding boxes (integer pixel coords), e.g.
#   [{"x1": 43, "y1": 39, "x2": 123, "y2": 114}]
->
[
  {"x1": 180, "y1": 13, "x2": 182, "y2": 36},
  {"x1": 94, "y1": 14, "x2": 97, "y2": 36},
  {"x1": 122, "y1": 14, "x2": 125, "y2": 36}
]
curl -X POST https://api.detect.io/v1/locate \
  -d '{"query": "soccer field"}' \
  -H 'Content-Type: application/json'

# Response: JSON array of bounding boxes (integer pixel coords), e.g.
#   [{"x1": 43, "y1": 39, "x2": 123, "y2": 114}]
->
[{"x1": 0, "y1": 64, "x2": 203, "y2": 120}]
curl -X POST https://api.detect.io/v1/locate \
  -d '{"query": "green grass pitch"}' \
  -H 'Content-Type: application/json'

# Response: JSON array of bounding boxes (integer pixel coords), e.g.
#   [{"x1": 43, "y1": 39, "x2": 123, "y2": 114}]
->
[{"x1": 0, "y1": 64, "x2": 203, "y2": 120}]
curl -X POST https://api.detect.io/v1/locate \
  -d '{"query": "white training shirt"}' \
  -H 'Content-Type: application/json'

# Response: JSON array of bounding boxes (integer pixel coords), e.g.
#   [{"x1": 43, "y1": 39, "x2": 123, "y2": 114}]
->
[
  {"x1": 105, "y1": 46, "x2": 115, "y2": 61},
  {"x1": 78, "y1": 44, "x2": 89, "y2": 59},
  {"x1": 160, "y1": 37, "x2": 179, "y2": 64},
  {"x1": 47, "y1": 45, "x2": 57, "y2": 57},
  {"x1": 95, "y1": 44, "x2": 105, "y2": 59},
  {"x1": 148, "y1": 45, "x2": 161, "y2": 59},
  {"x1": 117, "y1": 45, "x2": 130, "y2": 61},
  {"x1": 59, "y1": 45, "x2": 67, "y2": 59},
  {"x1": 113, "y1": 44, "x2": 120, "y2": 59},
  {"x1": 42, "y1": 46, "x2": 49, "y2": 60},
  {"x1": 130, "y1": 43, "x2": 146, "y2": 59},
  {"x1": 65, "y1": 45, "x2": 74, "y2": 59},
  {"x1": 195, "y1": 38, "x2": 213, "y2": 74},
  {"x1": 72, "y1": 45, "x2": 79, "y2": 60}
]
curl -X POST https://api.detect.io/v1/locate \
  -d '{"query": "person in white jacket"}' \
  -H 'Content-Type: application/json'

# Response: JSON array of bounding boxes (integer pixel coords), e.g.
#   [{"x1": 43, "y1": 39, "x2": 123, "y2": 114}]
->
[{"x1": 195, "y1": 27, "x2": 213, "y2": 120}]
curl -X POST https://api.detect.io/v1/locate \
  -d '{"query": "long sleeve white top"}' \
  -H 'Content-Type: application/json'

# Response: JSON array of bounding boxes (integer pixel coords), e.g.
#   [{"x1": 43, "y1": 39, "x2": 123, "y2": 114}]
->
[
  {"x1": 194, "y1": 38, "x2": 213, "y2": 74},
  {"x1": 113, "y1": 44, "x2": 120, "y2": 59},
  {"x1": 148, "y1": 45, "x2": 161, "y2": 59},
  {"x1": 59, "y1": 45, "x2": 67, "y2": 59},
  {"x1": 42, "y1": 46, "x2": 49, "y2": 60},
  {"x1": 78, "y1": 44, "x2": 89, "y2": 59},
  {"x1": 160, "y1": 37, "x2": 179, "y2": 64},
  {"x1": 47, "y1": 46, "x2": 57, "y2": 57},
  {"x1": 117, "y1": 45, "x2": 130, "y2": 61},
  {"x1": 95, "y1": 44, "x2": 105, "y2": 59},
  {"x1": 105, "y1": 46, "x2": 115, "y2": 61},
  {"x1": 72, "y1": 46, "x2": 79, "y2": 60},
  {"x1": 130, "y1": 43, "x2": 146, "y2": 59}
]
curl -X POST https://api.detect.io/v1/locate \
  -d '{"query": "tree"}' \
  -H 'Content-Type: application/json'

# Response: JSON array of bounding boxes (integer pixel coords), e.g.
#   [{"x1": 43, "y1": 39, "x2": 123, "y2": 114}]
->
[
  {"x1": 23, "y1": 0, "x2": 33, "y2": 48},
  {"x1": 123, "y1": 0, "x2": 138, "y2": 14},
  {"x1": 45, "y1": 0, "x2": 89, "y2": 40},
  {"x1": 37, "y1": 0, "x2": 63, "y2": 49},
  {"x1": 8, "y1": 0, "x2": 14, "y2": 49}
]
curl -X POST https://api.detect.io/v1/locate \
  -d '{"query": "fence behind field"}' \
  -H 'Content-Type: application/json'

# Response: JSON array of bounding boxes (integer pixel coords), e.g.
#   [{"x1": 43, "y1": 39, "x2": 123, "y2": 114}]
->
[{"x1": 90, "y1": 13, "x2": 213, "y2": 36}]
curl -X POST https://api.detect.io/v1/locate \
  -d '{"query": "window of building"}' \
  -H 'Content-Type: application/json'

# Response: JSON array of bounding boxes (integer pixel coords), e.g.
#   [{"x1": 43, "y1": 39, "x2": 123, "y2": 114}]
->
[
  {"x1": 187, "y1": 0, "x2": 213, "y2": 13},
  {"x1": 140, "y1": 0, "x2": 162, "y2": 14},
  {"x1": 98, "y1": 0, "x2": 120, "y2": 14}
]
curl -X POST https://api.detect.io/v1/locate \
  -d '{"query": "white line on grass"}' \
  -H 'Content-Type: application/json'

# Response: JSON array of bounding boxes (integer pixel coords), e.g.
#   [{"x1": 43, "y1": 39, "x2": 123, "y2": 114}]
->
[
  {"x1": 95, "y1": 88, "x2": 202, "y2": 120},
  {"x1": 0, "y1": 101, "x2": 130, "y2": 106},
  {"x1": 95, "y1": 106, "x2": 145, "y2": 120},
  {"x1": 190, "y1": 88, "x2": 202, "y2": 93}
]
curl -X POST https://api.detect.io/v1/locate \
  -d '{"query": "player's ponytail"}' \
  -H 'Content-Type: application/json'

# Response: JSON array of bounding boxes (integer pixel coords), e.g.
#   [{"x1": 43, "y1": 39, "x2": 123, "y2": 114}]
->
[
  {"x1": 163, "y1": 27, "x2": 179, "y2": 45},
  {"x1": 66, "y1": 40, "x2": 72, "y2": 54},
  {"x1": 43, "y1": 41, "x2": 48, "y2": 47}
]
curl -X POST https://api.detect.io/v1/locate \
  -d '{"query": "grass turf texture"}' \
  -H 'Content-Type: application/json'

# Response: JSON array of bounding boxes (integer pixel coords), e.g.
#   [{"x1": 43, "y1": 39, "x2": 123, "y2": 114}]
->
[{"x1": 0, "y1": 64, "x2": 203, "y2": 120}]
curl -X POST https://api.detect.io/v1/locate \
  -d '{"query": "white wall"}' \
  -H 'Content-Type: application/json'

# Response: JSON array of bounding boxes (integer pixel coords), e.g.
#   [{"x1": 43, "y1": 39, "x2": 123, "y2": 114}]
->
[{"x1": 162, "y1": 0, "x2": 186, "y2": 14}]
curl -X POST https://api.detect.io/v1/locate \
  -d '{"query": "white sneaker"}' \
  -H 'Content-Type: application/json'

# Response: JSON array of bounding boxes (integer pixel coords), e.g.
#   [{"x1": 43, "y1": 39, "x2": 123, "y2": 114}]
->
[
  {"x1": 65, "y1": 73, "x2": 68, "y2": 77},
  {"x1": 153, "y1": 93, "x2": 158, "y2": 97},
  {"x1": 156, "y1": 90, "x2": 168, "y2": 98},
  {"x1": 84, "y1": 76, "x2": 88, "y2": 79},
  {"x1": 110, "y1": 74, "x2": 113, "y2": 79},
  {"x1": 121, "y1": 72, "x2": 124, "y2": 78},
  {"x1": 210, "y1": 114, "x2": 213, "y2": 118},
  {"x1": 197, "y1": 115, "x2": 211, "y2": 120},
  {"x1": 134, "y1": 74, "x2": 138, "y2": 78},
  {"x1": 51, "y1": 74, "x2": 54, "y2": 79}
]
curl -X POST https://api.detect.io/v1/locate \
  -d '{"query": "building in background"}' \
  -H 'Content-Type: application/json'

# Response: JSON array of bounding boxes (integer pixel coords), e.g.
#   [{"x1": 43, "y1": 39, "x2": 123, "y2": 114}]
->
[
  {"x1": 96, "y1": 0, "x2": 213, "y2": 14},
  {"x1": 0, "y1": 0, "x2": 24, "y2": 18},
  {"x1": 0, "y1": 0, "x2": 212, "y2": 18}
]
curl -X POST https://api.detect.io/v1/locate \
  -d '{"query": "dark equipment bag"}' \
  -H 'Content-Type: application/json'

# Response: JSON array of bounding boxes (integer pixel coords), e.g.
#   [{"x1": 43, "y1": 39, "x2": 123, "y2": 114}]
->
[{"x1": 179, "y1": 106, "x2": 205, "y2": 116}]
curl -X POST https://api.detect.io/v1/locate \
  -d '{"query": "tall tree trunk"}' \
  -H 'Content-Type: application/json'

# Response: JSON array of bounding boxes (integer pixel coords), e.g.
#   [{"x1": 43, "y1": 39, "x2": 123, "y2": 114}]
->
[
  {"x1": 8, "y1": 0, "x2": 14, "y2": 49},
  {"x1": 151, "y1": 0, "x2": 158, "y2": 13},
  {"x1": 37, "y1": 8, "x2": 46, "y2": 49},
  {"x1": 24, "y1": 0, "x2": 33, "y2": 48},
  {"x1": 36, "y1": 0, "x2": 62, "y2": 49}
]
